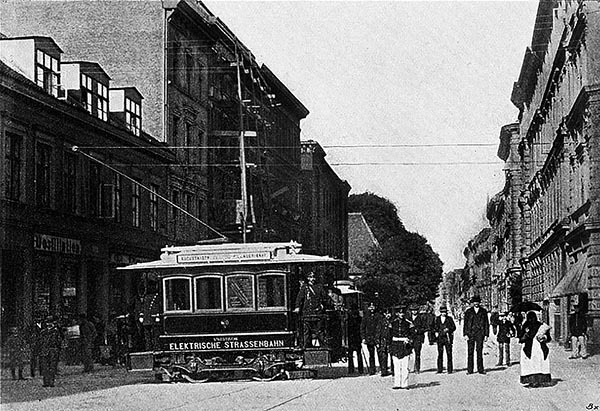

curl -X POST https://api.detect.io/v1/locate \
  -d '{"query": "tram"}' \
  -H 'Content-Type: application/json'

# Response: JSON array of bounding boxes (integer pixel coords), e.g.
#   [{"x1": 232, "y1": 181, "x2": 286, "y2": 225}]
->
[{"x1": 119, "y1": 241, "x2": 345, "y2": 382}]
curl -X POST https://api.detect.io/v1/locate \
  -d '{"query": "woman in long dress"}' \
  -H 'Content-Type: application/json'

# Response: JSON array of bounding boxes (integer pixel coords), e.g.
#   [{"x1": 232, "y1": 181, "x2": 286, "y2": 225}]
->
[{"x1": 518, "y1": 311, "x2": 552, "y2": 388}]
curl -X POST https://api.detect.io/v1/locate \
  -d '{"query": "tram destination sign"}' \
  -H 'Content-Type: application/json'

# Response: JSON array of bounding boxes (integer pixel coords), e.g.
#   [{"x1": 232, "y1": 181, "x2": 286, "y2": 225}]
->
[
  {"x1": 161, "y1": 333, "x2": 293, "y2": 351},
  {"x1": 176, "y1": 251, "x2": 271, "y2": 264}
]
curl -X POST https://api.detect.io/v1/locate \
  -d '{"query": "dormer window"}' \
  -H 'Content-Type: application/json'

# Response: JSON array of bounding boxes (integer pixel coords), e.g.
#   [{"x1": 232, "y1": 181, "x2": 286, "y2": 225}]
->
[
  {"x1": 36, "y1": 49, "x2": 60, "y2": 96},
  {"x1": 81, "y1": 73, "x2": 108, "y2": 121},
  {"x1": 125, "y1": 97, "x2": 141, "y2": 136},
  {"x1": 109, "y1": 87, "x2": 143, "y2": 136}
]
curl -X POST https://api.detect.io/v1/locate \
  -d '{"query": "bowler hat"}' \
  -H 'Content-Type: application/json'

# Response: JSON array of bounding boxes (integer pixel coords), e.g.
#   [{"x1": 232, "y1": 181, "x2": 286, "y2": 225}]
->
[
  {"x1": 409, "y1": 304, "x2": 419, "y2": 311},
  {"x1": 439, "y1": 306, "x2": 448, "y2": 312},
  {"x1": 470, "y1": 295, "x2": 481, "y2": 303}
]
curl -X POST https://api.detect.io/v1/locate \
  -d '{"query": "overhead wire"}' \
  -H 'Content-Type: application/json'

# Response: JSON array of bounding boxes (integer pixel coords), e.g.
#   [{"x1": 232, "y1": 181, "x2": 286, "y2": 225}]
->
[{"x1": 71, "y1": 146, "x2": 227, "y2": 239}]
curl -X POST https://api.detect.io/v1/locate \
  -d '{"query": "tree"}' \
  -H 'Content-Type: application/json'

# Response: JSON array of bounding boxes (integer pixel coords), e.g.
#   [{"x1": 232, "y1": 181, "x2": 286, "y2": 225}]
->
[{"x1": 350, "y1": 193, "x2": 443, "y2": 307}]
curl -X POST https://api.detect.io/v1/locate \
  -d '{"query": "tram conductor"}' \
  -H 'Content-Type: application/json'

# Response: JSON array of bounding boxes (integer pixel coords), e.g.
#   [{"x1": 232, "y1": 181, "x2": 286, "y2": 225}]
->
[{"x1": 294, "y1": 272, "x2": 330, "y2": 349}]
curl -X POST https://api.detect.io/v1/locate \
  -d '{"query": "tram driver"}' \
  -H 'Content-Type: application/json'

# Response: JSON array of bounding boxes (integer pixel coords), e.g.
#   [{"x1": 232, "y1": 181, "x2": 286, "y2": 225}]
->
[{"x1": 294, "y1": 271, "x2": 330, "y2": 349}]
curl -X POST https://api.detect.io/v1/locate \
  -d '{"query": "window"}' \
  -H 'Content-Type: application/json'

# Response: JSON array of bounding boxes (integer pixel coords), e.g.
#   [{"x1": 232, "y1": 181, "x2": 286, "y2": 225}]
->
[
  {"x1": 114, "y1": 174, "x2": 122, "y2": 223},
  {"x1": 184, "y1": 192, "x2": 193, "y2": 213},
  {"x1": 172, "y1": 189, "x2": 179, "y2": 220},
  {"x1": 171, "y1": 41, "x2": 181, "y2": 85},
  {"x1": 63, "y1": 151, "x2": 78, "y2": 213},
  {"x1": 197, "y1": 198, "x2": 203, "y2": 221},
  {"x1": 125, "y1": 98, "x2": 141, "y2": 136},
  {"x1": 195, "y1": 276, "x2": 222, "y2": 311},
  {"x1": 226, "y1": 274, "x2": 254, "y2": 311},
  {"x1": 172, "y1": 115, "x2": 180, "y2": 146},
  {"x1": 184, "y1": 123, "x2": 191, "y2": 163},
  {"x1": 88, "y1": 162, "x2": 99, "y2": 216},
  {"x1": 5, "y1": 133, "x2": 22, "y2": 201},
  {"x1": 150, "y1": 184, "x2": 159, "y2": 231},
  {"x1": 131, "y1": 182, "x2": 140, "y2": 227},
  {"x1": 186, "y1": 51, "x2": 194, "y2": 94},
  {"x1": 163, "y1": 277, "x2": 191, "y2": 312},
  {"x1": 81, "y1": 74, "x2": 108, "y2": 121},
  {"x1": 36, "y1": 49, "x2": 59, "y2": 96},
  {"x1": 258, "y1": 273, "x2": 286, "y2": 309},
  {"x1": 35, "y1": 142, "x2": 52, "y2": 207}
]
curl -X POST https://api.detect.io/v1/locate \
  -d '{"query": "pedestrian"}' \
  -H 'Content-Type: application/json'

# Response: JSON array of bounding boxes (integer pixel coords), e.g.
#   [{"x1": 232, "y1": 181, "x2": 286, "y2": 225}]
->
[
  {"x1": 463, "y1": 295, "x2": 489, "y2": 375},
  {"x1": 390, "y1": 304, "x2": 414, "y2": 390},
  {"x1": 376, "y1": 308, "x2": 393, "y2": 377},
  {"x1": 568, "y1": 304, "x2": 588, "y2": 359},
  {"x1": 27, "y1": 316, "x2": 43, "y2": 377},
  {"x1": 347, "y1": 303, "x2": 364, "y2": 374},
  {"x1": 64, "y1": 316, "x2": 81, "y2": 366},
  {"x1": 518, "y1": 311, "x2": 552, "y2": 388},
  {"x1": 294, "y1": 272, "x2": 330, "y2": 349},
  {"x1": 495, "y1": 311, "x2": 516, "y2": 367},
  {"x1": 433, "y1": 306, "x2": 456, "y2": 374},
  {"x1": 39, "y1": 315, "x2": 63, "y2": 387},
  {"x1": 408, "y1": 304, "x2": 429, "y2": 374},
  {"x1": 361, "y1": 302, "x2": 381, "y2": 375},
  {"x1": 79, "y1": 313, "x2": 97, "y2": 372},
  {"x1": 4, "y1": 326, "x2": 29, "y2": 380}
]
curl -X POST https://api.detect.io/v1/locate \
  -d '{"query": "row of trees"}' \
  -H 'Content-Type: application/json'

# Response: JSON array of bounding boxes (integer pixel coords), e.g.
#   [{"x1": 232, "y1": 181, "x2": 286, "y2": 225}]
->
[{"x1": 349, "y1": 193, "x2": 443, "y2": 309}]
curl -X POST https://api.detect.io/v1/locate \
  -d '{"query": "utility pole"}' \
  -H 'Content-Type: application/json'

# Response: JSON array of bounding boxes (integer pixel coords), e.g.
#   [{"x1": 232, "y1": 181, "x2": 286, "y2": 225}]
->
[{"x1": 235, "y1": 42, "x2": 248, "y2": 243}]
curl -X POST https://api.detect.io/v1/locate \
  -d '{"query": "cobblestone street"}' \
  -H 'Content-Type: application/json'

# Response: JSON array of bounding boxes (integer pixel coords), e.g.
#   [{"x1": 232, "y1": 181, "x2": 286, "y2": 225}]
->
[{"x1": 2, "y1": 329, "x2": 598, "y2": 411}]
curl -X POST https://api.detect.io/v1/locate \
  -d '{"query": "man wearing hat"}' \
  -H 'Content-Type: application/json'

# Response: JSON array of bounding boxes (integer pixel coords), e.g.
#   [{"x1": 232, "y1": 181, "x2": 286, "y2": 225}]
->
[
  {"x1": 432, "y1": 306, "x2": 456, "y2": 374},
  {"x1": 495, "y1": 310, "x2": 516, "y2": 366},
  {"x1": 463, "y1": 295, "x2": 489, "y2": 374},
  {"x1": 390, "y1": 305, "x2": 415, "y2": 389},
  {"x1": 39, "y1": 316, "x2": 63, "y2": 387},
  {"x1": 408, "y1": 304, "x2": 429, "y2": 374}
]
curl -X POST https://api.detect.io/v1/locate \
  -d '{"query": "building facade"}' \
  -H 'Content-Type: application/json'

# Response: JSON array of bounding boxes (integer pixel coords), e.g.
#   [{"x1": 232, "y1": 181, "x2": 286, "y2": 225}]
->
[
  {"x1": 0, "y1": 37, "x2": 175, "y2": 333},
  {"x1": 299, "y1": 140, "x2": 351, "y2": 278},
  {"x1": 0, "y1": 0, "x2": 308, "y2": 243},
  {"x1": 509, "y1": 0, "x2": 600, "y2": 351},
  {"x1": 482, "y1": 0, "x2": 600, "y2": 352}
]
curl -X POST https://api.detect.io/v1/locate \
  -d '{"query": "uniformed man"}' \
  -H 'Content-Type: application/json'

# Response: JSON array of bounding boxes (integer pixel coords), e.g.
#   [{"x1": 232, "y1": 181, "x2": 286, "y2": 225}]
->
[
  {"x1": 294, "y1": 272, "x2": 330, "y2": 349},
  {"x1": 390, "y1": 305, "x2": 415, "y2": 389}
]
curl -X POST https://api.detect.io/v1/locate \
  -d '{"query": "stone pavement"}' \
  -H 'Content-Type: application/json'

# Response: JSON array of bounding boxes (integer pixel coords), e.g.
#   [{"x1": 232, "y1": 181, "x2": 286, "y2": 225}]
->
[{"x1": 1, "y1": 332, "x2": 599, "y2": 410}]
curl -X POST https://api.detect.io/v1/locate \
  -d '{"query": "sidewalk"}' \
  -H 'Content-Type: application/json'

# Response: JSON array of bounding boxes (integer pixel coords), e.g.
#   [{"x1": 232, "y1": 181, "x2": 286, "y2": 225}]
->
[{"x1": 0, "y1": 363, "x2": 153, "y2": 404}]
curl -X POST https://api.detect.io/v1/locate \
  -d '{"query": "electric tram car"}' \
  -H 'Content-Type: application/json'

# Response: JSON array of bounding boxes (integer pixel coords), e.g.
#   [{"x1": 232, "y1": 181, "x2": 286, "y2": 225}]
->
[{"x1": 120, "y1": 241, "x2": 346, "y2": 382}]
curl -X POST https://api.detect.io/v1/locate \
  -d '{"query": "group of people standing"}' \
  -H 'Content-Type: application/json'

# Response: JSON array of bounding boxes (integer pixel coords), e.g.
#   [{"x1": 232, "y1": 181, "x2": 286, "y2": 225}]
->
[
  {"x1": 344, "y1": 302, "x2": 457, "y2": 390},
  {"x1": 3, "y1": 313, "x2": 99, "y2": 387},
  {"x1": 339, "y1": 294, "x2": 567, "y2": 391}
]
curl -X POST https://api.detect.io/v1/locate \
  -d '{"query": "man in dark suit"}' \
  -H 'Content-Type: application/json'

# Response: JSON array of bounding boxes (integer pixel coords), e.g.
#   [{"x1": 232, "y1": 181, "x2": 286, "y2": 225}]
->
[
  {"x1": 433, "y1": 306, "x2": 456, "y2": 374},
  {"x1": 463, "y1": 295, "x2": 489, "y2": 374},
  {"x1": 408, "y1": 305, "x2": 429, "y2": 373}
]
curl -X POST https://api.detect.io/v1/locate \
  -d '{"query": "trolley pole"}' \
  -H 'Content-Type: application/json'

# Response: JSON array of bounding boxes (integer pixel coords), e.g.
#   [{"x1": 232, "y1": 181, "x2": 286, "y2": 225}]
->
[{"x1": 235, "y1": 43, "x2": 248, "y2": 243}]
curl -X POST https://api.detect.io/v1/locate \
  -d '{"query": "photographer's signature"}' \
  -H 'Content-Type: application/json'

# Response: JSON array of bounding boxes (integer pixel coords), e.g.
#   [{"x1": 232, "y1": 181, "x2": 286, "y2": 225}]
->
[{"x1": 586, "y1": 404, "x2": 599, "y2": 410}]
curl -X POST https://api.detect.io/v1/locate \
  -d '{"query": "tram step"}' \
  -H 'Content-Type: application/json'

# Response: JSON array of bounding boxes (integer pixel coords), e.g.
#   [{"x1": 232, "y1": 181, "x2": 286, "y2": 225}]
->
[
  {"x1": 303, "y1": 349, "x2": 330, "y2": 366},
  {"x1": 286, "y1": 370, "x2": 317, "y2": 380}
]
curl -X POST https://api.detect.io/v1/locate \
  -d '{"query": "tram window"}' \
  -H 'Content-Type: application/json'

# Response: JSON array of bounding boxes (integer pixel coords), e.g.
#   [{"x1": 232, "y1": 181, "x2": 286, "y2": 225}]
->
[
  {"x1": 258, "y1": 274, "x2": 286, "y2": 309},
  {"x1": 195, "y1": 277, "x2": 222, "y2": 311},
  {"x1": 225, "y1": 275, "x2": 254, "y2": 310},
  {"x1": 164, "y1": 277, "x2": 191, "y2": 312}
]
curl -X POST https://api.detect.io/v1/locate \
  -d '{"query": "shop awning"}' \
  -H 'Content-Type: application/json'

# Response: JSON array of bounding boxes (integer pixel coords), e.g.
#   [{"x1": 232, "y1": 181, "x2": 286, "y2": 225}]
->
[{"x1": 551, "y1": 255, "x2": 588, "y2": 297}]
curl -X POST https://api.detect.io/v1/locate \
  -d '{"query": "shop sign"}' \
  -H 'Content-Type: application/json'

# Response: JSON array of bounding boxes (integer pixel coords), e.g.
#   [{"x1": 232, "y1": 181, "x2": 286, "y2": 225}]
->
[{"x1": 34, "y1": 233, "x2": 81, "y2": 255}]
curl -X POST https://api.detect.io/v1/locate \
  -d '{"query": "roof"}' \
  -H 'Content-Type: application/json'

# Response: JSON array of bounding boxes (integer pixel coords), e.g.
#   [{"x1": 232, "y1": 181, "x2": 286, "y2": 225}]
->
[
  {"x1": 118, "y1": 241, "x2": 342, "y2": 270},
  {"x1": 347, "y1": 213, "x2": 379, "y2": 275}
]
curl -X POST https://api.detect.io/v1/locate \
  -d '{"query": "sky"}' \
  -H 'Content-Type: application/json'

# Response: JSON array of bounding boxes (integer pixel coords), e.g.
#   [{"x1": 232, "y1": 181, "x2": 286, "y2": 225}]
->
[{"x1": 204, "y1": 0, "x2": 540, "y2": 271}]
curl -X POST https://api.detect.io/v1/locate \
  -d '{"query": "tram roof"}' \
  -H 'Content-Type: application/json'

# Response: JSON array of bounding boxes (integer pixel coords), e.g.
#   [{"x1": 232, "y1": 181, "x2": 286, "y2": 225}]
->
[{"x1": 118, "y1": 241, "x2": 344, "y2": 270}]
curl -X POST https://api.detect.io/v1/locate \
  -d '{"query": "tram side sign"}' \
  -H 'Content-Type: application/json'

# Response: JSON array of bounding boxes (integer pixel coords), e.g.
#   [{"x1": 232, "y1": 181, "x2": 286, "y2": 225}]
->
[{"x1": 177, "y1": 251, "x2": 272, "y2": 264}]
